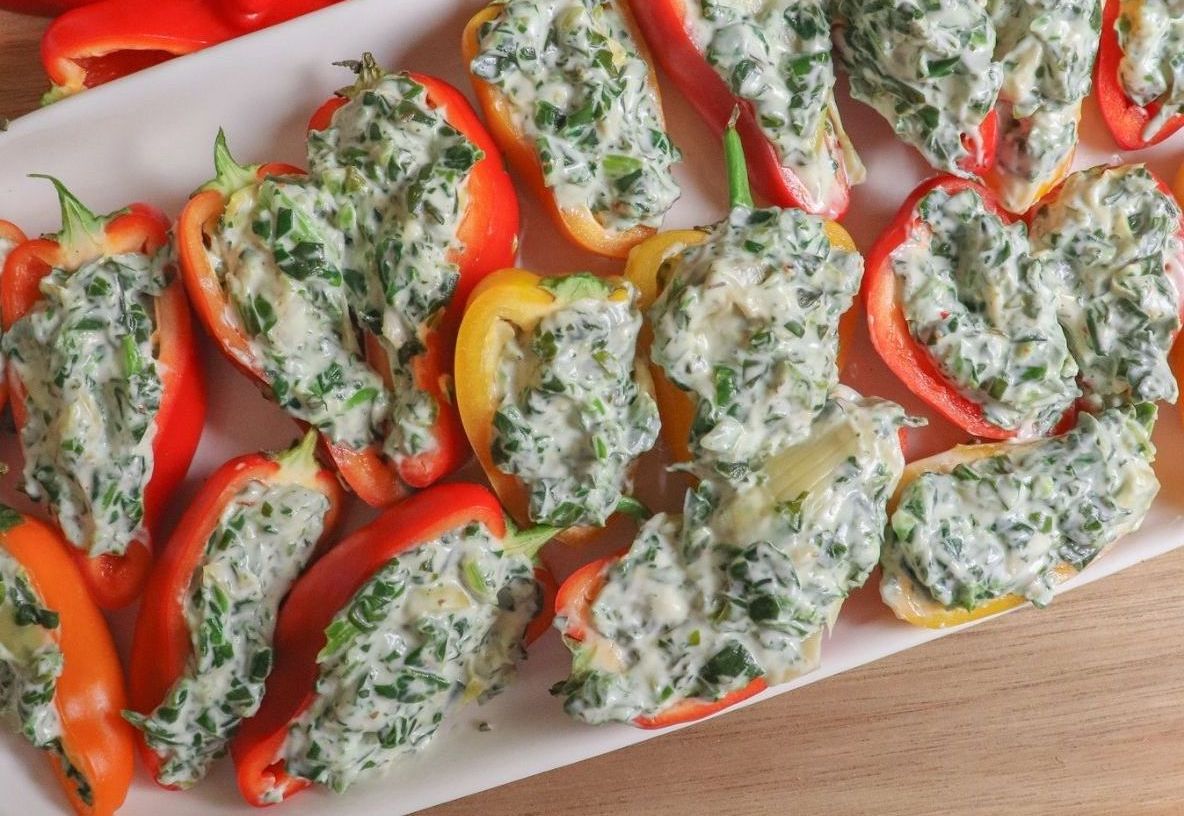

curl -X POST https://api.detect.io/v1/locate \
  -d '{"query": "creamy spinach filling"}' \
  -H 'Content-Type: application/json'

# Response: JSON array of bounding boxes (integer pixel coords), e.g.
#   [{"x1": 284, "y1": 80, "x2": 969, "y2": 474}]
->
[
  {"x1": 682, "y1": 0, "x2": 860, "y2": 210},
  {"x1": 276, "y1": 523, "x2": 538, "y2": 796},
  {"x1": 471, "y1": 0, "x2": 681, "y2": 233},
  {"x1": 555, "y1": 390, "x2": 909, "y2": 725},
  {"x1": 0, "y1": 531, "x2": 91, "y2": 807},
  {"x1": 1118, "y1": 0, "x2": 1184, "y2": 140},
  {"x1": 124, "y1": 481, "x2": 330, "y2": 789},
  {"x1": 892, "y1": 186, "x2": 1078, "y2": 434},
  {"x1": 834, "y1": 0, "x2": 1003, "y2": 176},
  {"x1": 649, "y1": 207, "x2": 862, "y2": 481},
  {"x1": 309, "y1": 70, "x2": 477, "y2": 463},
  {"x1": 884, "y1": 405, "x2": 1159, "y2": 610},
  {"x1": 989, "y1": 0, "x2": 1099, "y2": 209},
  {"x1": 212, "y1": 68, "x2": 478, "y2": 464},
  {"x1": 3, "y1": 251, "x2": 166, "y2": 557},
  {"x1": 217, "y1": 179, "x2": 387, "y2": 451},
  {"x1": 1029, "y1": 164, "x2": 1183, "y2": 408},
  {"x1": 492, "y1": 275, "x2": 660, "y2": 527}
]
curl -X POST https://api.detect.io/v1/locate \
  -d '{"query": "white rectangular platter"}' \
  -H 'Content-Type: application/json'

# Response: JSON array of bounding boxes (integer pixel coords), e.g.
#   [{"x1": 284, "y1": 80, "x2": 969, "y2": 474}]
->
[{"x1": 0, "y1": 1, "x2": 1182, "y2": 813}]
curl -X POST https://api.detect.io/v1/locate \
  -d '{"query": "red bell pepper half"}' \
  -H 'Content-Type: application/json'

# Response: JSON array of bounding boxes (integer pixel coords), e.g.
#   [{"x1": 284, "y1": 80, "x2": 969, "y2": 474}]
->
[
  {"x1": 230, "y1": 483, "x2": 557, "y2": 807},
  {"x1": 1095, "y1": 0, "x2": 1184, "y2": 150},
  {"x1": 1, "y1": 178, "x2": 205, "y2": 609},
  {"x1": 40, "y1": 0, "x2": 341, "y2": 101},
  {"x1": 0, "y1": 219, "x2": 30, "y2": 413},
  {"x1": 0, "y1": 505, "x2": 135, "y2": 816},
  {"x1": 555, "y1": 552, "x2": 767, "y2": 730},
  {"x1": 126, "y1": 432, "x2": 344, "y2": 788},
  {"x1": 628, "y1": 0, "x2": 858, "y2": 220},
  {"x1": 306, "y1": 63, "x2": 520, "y2": 493}
]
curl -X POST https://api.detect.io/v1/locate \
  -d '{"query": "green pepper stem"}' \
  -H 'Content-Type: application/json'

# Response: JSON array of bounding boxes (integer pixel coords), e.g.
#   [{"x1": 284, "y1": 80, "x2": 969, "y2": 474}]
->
[
  {"x1": 28, "y1": 174, "x2": 106, "y2": 256},
  {"x1": 273, "y1": 430, "x2": 322, "y2": 477},
  {"x1": 502, "y1": 516, "x2": 563, "y2": 559},
  {"x1": 334, "y1": 52, "x2": 387, "y2": 88},
  {"x1": 724, "y1": 109, "x2": 754, "y2": 210},
  {"x1": 201, "y1": 129, "x2": 259, "y2": 198}
]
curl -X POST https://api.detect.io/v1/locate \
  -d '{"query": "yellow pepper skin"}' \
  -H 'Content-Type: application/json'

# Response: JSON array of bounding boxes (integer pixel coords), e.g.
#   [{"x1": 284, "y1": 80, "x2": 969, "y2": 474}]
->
[
  {"x1": 623, "y1": 220, "x2": 861, "y2": 465},
  {"x1": 455, "y1": 268, "x2": 655, "y2": 539},
  {"x1": 880, "y1": 441, "x2": 1078, "y2": 629},
  {"x1": 461, "y1": 3, "x2": 669, "y2": 259}
]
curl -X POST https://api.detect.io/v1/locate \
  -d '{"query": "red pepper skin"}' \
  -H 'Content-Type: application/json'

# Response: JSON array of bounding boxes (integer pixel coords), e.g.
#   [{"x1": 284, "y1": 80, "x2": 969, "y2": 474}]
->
[
  {"x1": 556, "y1": 553, "x2": 766, "y2": 730},
  {"x1": 0, "y1": 219, "x2": 30, "y2": 413},
  {"x1": 307, "y1": 71, "x2": 519, "y2": 491},
  {"x1": 862, "y1": 175, "x2": 1044, "y2": 441},
  {"x1": 41, "y1": 0, "x2": 340, "y2": 99},
  {"x1": 0, "y1": 508, "x2": 135, "y2": 816},
  {"x1": 628, "y1": 0, "x2": 854, "y2": 220},
  {"x1": 1095, "y1": 0, "x2": 1184, "y2": 150},
  {"x1": 231, "y1": 483, "x2": 551, "y2": 807},
  {"x1": 126, "y1": 436, "x2": 344, "y2": 789},
  {"x1": 1, "y1": 191, "x2": 205, "y2": 609}
]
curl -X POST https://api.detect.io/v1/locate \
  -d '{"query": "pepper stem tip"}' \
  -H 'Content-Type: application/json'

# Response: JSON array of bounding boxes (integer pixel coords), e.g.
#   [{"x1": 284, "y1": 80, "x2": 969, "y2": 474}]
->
[
  {"x1": 503, "y1": 516, "x2": 563, "y2": 559},
  {"x1": 28, "y1": 173, "x2": 105, "y2": 256},
  {"x1": 201, "y1": 129, "x2": 258, "y2": 198},
  {"x1": 724, "y1": 108, "x2": 754, "y2": 210}
]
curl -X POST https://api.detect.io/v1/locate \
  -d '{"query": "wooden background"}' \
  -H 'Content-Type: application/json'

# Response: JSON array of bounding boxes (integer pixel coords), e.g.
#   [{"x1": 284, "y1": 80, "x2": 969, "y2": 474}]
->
[{"x1": 2, "y1": 10, "x2": 1183, "y2": 815}]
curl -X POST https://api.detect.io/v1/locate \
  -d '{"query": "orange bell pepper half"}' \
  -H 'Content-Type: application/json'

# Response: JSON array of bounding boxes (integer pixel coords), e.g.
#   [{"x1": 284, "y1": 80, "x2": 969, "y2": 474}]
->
[
  {"x1": 231, "y1": 483, "x2": 557, "y2": 807},
  {"x1": 0, "y1": 506, "x2": 135, "y2": 816},
  {"x1": 126, "y1": 431, "x2": 343, "y2": 789},
  {"x1": 0, "y1": 178, "x2": 205, "y2": 609},
  {"x1": 454, "y1": 268, "x2": 655, "y2": 532},
  {"x1": 462, "y1": 1, "x2": 670, "y2": 258}
]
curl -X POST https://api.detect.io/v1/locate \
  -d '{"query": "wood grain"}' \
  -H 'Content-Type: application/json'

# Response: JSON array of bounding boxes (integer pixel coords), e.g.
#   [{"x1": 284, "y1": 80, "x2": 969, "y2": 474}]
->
[{"x1": 1, "y1": 10, "x2": 1182, "y2": 815}]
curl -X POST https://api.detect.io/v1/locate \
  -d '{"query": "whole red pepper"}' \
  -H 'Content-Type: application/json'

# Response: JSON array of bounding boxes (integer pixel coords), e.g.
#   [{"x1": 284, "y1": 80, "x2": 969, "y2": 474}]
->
[
  {"x1": 0, "y1": 505, "x2": 135, "y2": 816},
  {"x1": 0, "y1": 219, "x2": 30, "y2": 414},
  {"x1": 627, "y1": 0, "x2": 859, "y2": 220},
  {"x1": 231, "y1": 483, "x2": 556, "y2": 807},
  {"x1": 126, "y1": 432, "x2": 344, "y2": 789},
  {"x1": 555, "y1": 552, "x2": 767, "y2": 730},
  {"x1": 0, "y1": 178, "x2": 205, "y2": 609},
  {"x1": 40, "y1": 0, "x2": 341, "y2": 101},
  {"x1": 1095, "y1": 0, "x2": 1184, "y2": 150}
]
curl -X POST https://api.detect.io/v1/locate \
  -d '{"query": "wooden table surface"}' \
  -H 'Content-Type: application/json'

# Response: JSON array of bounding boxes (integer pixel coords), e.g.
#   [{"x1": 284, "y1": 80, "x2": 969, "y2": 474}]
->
[{"x1": 2, "y1": 11, "x2": 1183, "y2": 816}]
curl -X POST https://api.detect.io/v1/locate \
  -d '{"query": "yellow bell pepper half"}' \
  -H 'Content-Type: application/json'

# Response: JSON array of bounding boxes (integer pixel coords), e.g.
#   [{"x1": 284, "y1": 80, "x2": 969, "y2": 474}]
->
[
  {"x1": 880, "y1": 441, "x2": 1078, "y2": 629},
  {"x1": 455, "y1": 268, "x2": 655, "y2": 533},
  {"x1": 623, "y1": 220, "x2": 861, "y2": 466}
]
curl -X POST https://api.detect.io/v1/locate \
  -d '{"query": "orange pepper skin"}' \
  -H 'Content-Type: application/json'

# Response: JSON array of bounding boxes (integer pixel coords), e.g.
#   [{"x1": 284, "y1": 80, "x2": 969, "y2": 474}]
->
[
  {"x1": 231, "y1": 483, "x2": 553, "y2": 807},
  {"x1": 126, "y1": 436, "x2": 343, "y2": 789},
  {"x1": 1, "y1": 189, "x2": 205, "y2": 610},
  {"x1": 461, "y1": 2, "x2": 668, "y2": 259},
  {"x1": 0, "y1": 508, "x2": 135, "y2": 816},
  {"x1": 1094, "y1": 0, "x2": 1184, "y2": 150}
]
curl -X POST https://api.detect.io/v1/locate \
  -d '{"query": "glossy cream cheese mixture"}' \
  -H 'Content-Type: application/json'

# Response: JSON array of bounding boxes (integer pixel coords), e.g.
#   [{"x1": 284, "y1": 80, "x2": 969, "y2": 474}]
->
[
  {"x1": 471, "y1": 0, "x2": 681, "y2": 233},
  {"x1": 126, "y1": 481, "x2": 331, "y2": 788},
  {"x1": 555, "y1": 390, "x2": 909, "y2": 724},
  {"x1": 4, "y1": 251, "x2": 167, "y2": 558},
  {"x1": 1118, "y1": 0, "x2": 1184, "y2": 140}
]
